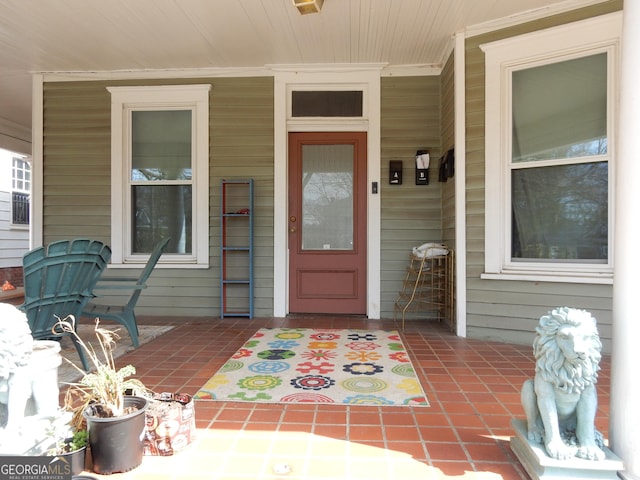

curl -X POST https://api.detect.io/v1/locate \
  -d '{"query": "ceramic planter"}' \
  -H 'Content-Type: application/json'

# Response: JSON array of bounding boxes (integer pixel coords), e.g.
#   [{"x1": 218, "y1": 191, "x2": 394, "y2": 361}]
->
[{"x1": 83, "y1": 396, "x2": 149, "y2": 475}]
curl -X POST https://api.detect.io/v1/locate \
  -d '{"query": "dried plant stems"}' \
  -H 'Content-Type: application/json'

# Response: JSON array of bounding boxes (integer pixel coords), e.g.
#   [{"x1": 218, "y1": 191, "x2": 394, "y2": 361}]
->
[{"x1": 53, "y1": 315, "x2": 148, "y2": 429}]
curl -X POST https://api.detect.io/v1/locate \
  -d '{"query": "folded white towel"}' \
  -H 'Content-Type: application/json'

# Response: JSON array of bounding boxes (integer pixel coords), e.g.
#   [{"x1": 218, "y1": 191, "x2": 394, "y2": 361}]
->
[{"x1": 412, "y1": 243, "x2": 448, "y2": 258}]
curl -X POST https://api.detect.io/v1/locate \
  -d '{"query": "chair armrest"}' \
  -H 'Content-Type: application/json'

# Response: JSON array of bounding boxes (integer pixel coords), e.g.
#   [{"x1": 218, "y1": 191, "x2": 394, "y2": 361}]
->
[
  {"x1": 93, "y1": 285, "x2": 147, "y2": 291},
  {"x1": 95, "y1": 276, "x2": 137, "y2": 283},
  {"x1": 93, "y1": 278, "x2": 147, "y2": 291}
]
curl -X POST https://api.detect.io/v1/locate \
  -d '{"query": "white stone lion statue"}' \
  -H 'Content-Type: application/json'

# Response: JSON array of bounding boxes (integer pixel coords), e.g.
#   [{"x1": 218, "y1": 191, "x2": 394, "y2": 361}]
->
[{"x1": 521, "y1": 307, "x2": 605, "y2": 461}]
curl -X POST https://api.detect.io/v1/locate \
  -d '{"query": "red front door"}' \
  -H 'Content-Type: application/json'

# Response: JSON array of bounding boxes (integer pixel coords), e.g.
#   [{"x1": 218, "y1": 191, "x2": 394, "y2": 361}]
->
[{"x1": 288, "y1": 132, "x2": 367, "y2": 314}]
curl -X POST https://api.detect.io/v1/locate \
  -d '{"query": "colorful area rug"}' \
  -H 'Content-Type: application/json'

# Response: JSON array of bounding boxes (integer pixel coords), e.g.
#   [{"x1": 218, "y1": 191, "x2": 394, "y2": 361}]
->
[{"x1": 195, "y1": 328, "x2": 429, "y2": 406}]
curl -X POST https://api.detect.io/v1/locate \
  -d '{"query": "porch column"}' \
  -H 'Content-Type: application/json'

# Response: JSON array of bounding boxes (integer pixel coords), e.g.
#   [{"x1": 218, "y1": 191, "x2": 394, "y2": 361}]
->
[{"x1": 611, "y1": 3, "x2": 640, "y2": 479}]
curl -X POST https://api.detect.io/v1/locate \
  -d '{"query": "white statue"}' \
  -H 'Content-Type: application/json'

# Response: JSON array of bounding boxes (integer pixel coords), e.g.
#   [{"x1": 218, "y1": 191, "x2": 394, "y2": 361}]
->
[
  {"x1": 521, "y1": 307, "x2": 605, "y2": 461},
  {"x1": 0, "y1": 303, "x2": 34, "y2": 431},
  {"x1": 0, "y1": 303, "x2": 61, "y2": 453}
]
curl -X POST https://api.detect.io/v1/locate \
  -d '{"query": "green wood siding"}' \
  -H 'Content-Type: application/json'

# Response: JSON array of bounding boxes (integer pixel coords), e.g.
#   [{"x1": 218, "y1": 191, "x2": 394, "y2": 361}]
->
[
  {"x1": 43, "y1": 82, "x2": 111, "y2": 239},
  {"x1": 380, "y1": 76, "x2": 442, "y2": 318},
  {"x1": 42, "y1": 77, "x2": 274, "y2": 318},
  {"x1": 463, "y1": 0, "x2": 621, "y2": 352},
  {"x1": 209, "y1": 78, "x2": 274, "y2": 317}
]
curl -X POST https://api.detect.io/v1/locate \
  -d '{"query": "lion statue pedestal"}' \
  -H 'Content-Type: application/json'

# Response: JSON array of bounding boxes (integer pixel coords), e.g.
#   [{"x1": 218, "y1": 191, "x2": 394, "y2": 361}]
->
[{"x1": 510, "y1": 307, "x2": 623, "y2": 480}]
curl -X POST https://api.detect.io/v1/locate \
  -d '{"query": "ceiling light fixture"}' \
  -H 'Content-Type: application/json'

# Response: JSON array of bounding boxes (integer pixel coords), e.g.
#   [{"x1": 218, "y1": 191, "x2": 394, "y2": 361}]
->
[{"x1": 292, "y1": 0, "x2": 323, "y2": 15}]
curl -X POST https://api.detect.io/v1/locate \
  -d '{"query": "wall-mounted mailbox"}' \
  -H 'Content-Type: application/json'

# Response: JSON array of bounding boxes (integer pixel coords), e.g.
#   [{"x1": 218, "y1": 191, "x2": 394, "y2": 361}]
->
[
  {"x1": 416, "y1": 169, "x2": 429, "y2": 185},
  {"x1": 389, "y1": 160, "x2": 403, "y2": 185},
  {"x1": 415, "y1": 150, "x2": 429, "y2": 185}
]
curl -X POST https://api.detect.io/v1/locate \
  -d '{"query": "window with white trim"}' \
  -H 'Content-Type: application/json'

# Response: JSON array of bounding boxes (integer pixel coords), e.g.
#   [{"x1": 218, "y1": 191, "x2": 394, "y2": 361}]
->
[
  {"x1": 481, "y1": 13, "x2": 621, "y2": 282},
  {"x1": 11, "y1": 156, "x2": 30, "y2": 226},
  {"x1": 107, "y1": 85, "x2": 211, "y2": 267}
]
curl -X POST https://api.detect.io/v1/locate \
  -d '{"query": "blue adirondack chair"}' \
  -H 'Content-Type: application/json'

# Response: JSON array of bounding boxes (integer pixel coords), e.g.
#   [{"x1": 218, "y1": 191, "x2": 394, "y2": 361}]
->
[
  {"x1": 81, "y1": 237, "x2": 170, "y2": 347},
  {"x1": 20, "y1": 238, "x2": 112, "y2": 371}
]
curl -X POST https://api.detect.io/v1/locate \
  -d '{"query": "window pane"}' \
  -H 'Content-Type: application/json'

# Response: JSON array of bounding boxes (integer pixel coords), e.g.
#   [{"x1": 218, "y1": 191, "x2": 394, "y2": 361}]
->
[
  {"x1": 511, "y1": 162, "x2": 607, "y2": 262},
  {"x1": 292, "y1": 91, "x2": 363, "y2": 117},
  {"x1": 132, "y1": 110, "x2": 192, "y2": 180},
  {"x1": 12, "y1": 157, "x2": 30, "y2": 191},
  {"x1": 12, "y1": 192, "x2": 29, "y2": 225},
  {"x1": 512, "y1": 53, "x2": 607, "y2": 162},
  {"x1": 301, "y1": 144, "x2": 354, "y2": 250},
  {"x1": 132, "y1": 185, "x2": 192, "y2": 254}
]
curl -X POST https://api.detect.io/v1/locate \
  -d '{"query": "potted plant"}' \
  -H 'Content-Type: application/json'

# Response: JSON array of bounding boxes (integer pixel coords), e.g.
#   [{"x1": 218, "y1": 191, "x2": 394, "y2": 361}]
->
[
  {"x1": 24, "y1": 410, "x2": 89, "y2": 476},
  {"x1": 54, "y1": 315, "x2": 150, "y2": 475},
  {"x1": 47, "y1": 425, "x2": 89, "y2": 476}
]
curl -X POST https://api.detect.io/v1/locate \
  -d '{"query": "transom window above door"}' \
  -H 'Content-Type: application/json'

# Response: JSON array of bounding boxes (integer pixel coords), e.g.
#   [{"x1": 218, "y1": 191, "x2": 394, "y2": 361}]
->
[
  {"x1": 287, "y1": 86, "x2": 368, "y2": 124},
  {"x1": 292, "y1": 90, "x2": 363, "y2": 117}
]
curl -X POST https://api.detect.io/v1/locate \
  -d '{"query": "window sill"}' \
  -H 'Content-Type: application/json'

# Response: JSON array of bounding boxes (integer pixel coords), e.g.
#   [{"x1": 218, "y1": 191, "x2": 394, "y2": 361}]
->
[
  {"x1": 480, "y1": 271, "x2": 613, "y2": 285},
  {"x1": 107, "y1": 263, "x2": 209, "y2": 270}
]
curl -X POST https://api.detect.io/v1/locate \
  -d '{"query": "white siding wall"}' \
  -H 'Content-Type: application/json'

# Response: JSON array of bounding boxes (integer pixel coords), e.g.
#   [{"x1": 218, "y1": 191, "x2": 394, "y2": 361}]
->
[{"x1": 0, "y1": 150, "x2": 29, "y2": 268}]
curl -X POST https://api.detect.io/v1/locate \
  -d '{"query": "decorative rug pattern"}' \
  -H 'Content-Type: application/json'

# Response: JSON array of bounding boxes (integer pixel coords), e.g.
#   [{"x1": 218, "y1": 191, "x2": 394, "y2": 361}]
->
[
  {"x1": 195, "y1": 328, "x2": 429, "y2": 406},
  {"x1": 57, "y1": 324, "x2": 174, "y2": 384}
]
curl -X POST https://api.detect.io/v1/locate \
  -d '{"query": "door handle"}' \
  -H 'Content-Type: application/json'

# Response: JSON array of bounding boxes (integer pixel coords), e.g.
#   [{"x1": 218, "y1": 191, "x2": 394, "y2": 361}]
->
[{"x1": 289, "y1": 215, "x2": 297, "y2": 232}]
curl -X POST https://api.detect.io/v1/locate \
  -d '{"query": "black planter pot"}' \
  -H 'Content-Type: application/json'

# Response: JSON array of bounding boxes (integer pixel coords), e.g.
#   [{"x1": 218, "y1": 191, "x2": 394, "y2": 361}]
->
[
  {"x1": 59, "y1": 446, "x2": 87, "y2": 476},
  {"x1": 83, "y1": 396, "x2": 149, "y2": 475}
]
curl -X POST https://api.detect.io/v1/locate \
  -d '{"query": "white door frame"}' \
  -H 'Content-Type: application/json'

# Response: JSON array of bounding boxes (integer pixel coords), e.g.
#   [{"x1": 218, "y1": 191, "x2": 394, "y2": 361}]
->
[{"x1": 272, "y1": 65, "x2": 382, "y2": 318}]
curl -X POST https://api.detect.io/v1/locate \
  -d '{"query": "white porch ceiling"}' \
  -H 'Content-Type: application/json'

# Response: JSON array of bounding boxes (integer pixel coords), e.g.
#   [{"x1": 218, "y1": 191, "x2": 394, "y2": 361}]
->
[{"x1": 0, "y1": 0, "x2": 606, "y2": 132}]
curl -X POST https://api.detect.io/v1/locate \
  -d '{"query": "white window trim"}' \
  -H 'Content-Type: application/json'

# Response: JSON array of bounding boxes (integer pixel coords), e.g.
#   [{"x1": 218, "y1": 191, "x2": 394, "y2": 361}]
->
[
  {"x1": 107, "y1": 84, "x2": 211, "y2": 268},
  {"x1": 10, "y1": 155, "x2": 30, "y2": 229},
  {"x1": 12, "y1": 156, "x2": 31, "y2": 192},
  {"x1": 480, "y1": 12, "x2": 621, "y2": 284}
]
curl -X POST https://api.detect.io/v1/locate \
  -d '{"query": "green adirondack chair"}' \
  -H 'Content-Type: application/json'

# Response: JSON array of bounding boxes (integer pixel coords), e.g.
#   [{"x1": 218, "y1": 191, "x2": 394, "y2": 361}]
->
[
  {"x1": 81, "y1": 237, "x2": 170, "y2": 348},
  {"x1": 20, "y1": 238, "x2": 112, "y2": 371}
]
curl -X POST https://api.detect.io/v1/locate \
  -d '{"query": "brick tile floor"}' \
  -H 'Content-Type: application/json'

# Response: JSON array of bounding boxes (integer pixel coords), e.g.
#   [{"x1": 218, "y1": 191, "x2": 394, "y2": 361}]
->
[{"x1": 72, "y1": 316, "x2": 611, "y2": 480}]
